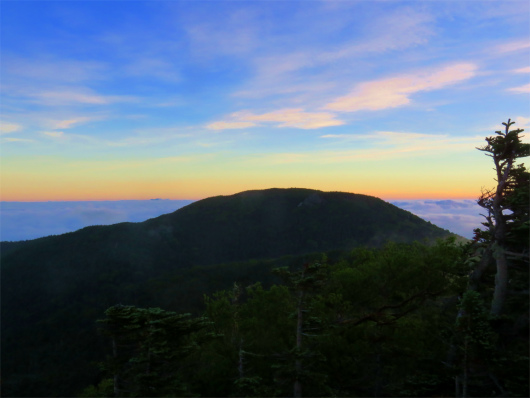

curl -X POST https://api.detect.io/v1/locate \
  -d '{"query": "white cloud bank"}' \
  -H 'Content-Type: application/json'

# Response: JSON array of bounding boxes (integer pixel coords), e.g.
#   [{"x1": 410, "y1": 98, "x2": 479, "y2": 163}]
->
[
  {"x1": 390, "y1": 199, "x2": 482, "y2": 239},
  {"x1": 0, "y1": 200, "x2": 193, "y2": 242}
]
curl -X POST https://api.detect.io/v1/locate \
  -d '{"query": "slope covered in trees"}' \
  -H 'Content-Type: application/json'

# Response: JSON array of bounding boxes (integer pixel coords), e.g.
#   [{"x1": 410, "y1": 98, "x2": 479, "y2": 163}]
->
[
  {"x1": 2, "y1": 189, "x2": 452, "y2": 397},
  {"x1": 88, "y1": 240, "x2": 467, "y2": 397}
]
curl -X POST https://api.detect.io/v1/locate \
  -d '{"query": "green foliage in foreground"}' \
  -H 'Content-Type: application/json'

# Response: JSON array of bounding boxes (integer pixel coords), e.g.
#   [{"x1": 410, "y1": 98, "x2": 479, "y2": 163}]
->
[
  {"x1": 86, "y1": 239, "x2": 476, "y2": 397},
  {"x1": 86, "y1": 235, "x2": 528, "y2": 397}
]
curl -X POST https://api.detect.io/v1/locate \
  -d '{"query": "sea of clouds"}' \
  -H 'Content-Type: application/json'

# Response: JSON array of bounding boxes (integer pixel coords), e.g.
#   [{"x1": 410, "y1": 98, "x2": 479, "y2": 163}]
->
[
  {"x1": 389, "y1": 199, "x2": 482, "y2": 239},
  {"x1": 0, "y1": 200, "x2": 193, "y2": 242},
  {"x1": 0, "y1": 199, "x2": 483, "y2": 242}
]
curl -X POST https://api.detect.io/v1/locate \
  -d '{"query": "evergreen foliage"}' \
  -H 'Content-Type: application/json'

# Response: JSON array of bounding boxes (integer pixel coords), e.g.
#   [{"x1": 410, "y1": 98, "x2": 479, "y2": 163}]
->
[
  {"x1": 451, "y1": 119, "x2": 529, "y2": 397},
  {"x1": 96, "y1": 305, "x2": 210, "y2": 397},
  {"x1": 180, "y1": 239, "x2": 466, "y2": 397}
]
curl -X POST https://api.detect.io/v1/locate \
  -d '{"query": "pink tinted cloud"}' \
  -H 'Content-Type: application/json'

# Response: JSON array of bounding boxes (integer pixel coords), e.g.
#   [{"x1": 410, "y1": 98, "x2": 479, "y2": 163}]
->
[
  {"x1": 244, "y1": 109, "x2": 344, "y2": 129},
  {"x1": 508, "y1": 84, "x2": 530, "y2": 94},
  {"x1": 325, "y1": 63, "x2": 477, "y2": 112},
  {"x1": 513, "y1": 67, "x2": 530, "y2": 74},
  {"x1": 206, "y1": 121, "x2": 257, "y2": 130},
  {"x1": 51, "y1": 116, "x2": 100, "y2": 129},
  {"x1": 207, "y1": 108, "x2": 344, "y2": 130},
  {"x1": 495, "y1": 40, "x2": 530, "y2": 54}
]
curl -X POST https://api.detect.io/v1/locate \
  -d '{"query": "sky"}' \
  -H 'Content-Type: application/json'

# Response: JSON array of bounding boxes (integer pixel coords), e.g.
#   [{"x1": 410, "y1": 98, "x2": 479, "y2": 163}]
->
[{"x1": 1, "y1": 0, "x2": 529, "y2": 203}]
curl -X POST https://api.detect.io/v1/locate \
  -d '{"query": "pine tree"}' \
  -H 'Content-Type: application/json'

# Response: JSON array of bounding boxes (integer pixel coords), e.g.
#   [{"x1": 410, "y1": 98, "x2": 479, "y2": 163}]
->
[
  {"x1": 451, "y1": 119, "x2": 529, "y2": 397},
  {"x1": 98, "y1": 305, "x2": 210, "y2": 397},
  {"x1": 475, "y1": 119, "x2": 529, "y2": 315},
  {"x1": 273, "y1": 259, "x2": 329, "y2": 397}
]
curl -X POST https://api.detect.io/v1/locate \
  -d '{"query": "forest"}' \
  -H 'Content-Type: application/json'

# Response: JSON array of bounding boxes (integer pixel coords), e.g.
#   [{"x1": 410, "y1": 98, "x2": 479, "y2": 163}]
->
[{"x1": 2, "y1": 120, "x2": 529, "y2": 397}]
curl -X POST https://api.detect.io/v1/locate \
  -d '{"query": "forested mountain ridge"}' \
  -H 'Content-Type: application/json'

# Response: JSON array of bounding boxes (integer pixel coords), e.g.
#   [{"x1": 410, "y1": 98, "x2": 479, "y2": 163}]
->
[
  {"x1": 2, "y1": 188, "x2": 455, "y2": 396},
  {"x1": 1, "y1": 188, "x2": 451, "y2": 261}
]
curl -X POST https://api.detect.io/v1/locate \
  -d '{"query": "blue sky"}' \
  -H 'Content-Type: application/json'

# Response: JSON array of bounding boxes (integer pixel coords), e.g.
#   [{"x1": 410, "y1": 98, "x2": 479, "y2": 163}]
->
[{"x1": 1, "y1": 0, "x2": 529, "y2": 203}]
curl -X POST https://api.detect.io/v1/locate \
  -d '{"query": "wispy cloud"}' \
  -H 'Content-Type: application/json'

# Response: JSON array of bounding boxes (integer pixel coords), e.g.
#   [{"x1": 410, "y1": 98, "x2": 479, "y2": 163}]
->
[
  {"x1": 76, "y1": 154, "x2": 215, "y2": 173},
  {"x1": 207, "y1": 121, "x2": 257, "y2": 130},
  {"x1": 101, "y1": 127, "x2": 196, "y2": 148},
  {"x1": 232, "y1": 9, "x2": 435, "y2": 102},
  {"x1": 186, "y1": 19, "x2": 258, "y2": 58},
  {"x1": 254, "y1": 152, "x2": 310, "y2": 164},
  {"x1": 123, "y1": 58, "x2": 181, "y2": 82},
  {"x1": 507, "y1": 84, "x2": 530, "y2": 94},
  {"x1": 4, "y1": 56, "x2": 107, "y2": 83},
  {"x1": 51, "y1": 116, "x2": 102, "y2": 129},
  {"x1": 207, "y1": 108, "x2": 344, "y2": 130},
  {"x1": 514, "y1": 116, "x2": 530, "y2": 131},
  {"x1": 244, "y1": 109, "x2": 344, "y2": 129},
  {"x1": 26, "y1": 88, "x2": 138, "y2": 106},
  {"x1": 150, "y1": 98, "x2": 186, "y2": 108},
  {"x1": 1, "y1": 137, "x2": 35, "y2": 143},
  {"x1": 0, "y1": 122, "x2": 22, "y2": 135},
  {"x1": 253, "y1": 131, "x2": 480, "y2": 165},
  {"x1": 26, "y1": 125, "x2": 198, "y2": 149},
  {"x1": 513, "y1": 67, "x2": 530, "y2": 74},
  {"x1": 321, "y1": 8, "x2": 434, "y2": 60},
  {"x1": 324, "y1": 63, "x2": 477, "y2": 112},
  {"x1": 41, "y1": 131, "x2": 65, "y2": 139},
  {"x1": 320, "y1": 132, "x2": 479, "y2": 161},
  {"x1": 495, "y1": 39, "x2": 530, "y2": 54},
  {"x1": 320, "y1": 134, "x2": 347, "y2": 139}
]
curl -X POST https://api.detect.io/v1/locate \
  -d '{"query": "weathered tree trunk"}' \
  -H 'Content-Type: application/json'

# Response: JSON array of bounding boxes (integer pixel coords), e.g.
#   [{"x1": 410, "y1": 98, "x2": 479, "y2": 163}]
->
[
  {"x1": 373, "y1": 351, "x2": 382, "y2": 397},
  {"x1": 491, "y1": 248, "x2": 509, "y2": 316},
  {"x1": 112, "y1": 337, "x2": 120, "y2": 397},
  {"x1": 489, "y1": 152, "x2": 511, "y2": 316},
  {"x1": 474, "y1": 119, "x2": 528, "y2": 316},
  {"x1": 469, "y1": 246, "x2": 493, "y2": 291},
  {"x1": 462, "y1": 337, "x2": 468, "y2": 398},
  {"x1": 238, "y1": 338, "x2": 244, "y2": 380},
  {"x1": 490, "y1": 199, "x2": 509, "y2": 315},
  {"x1": 294, "y1": 290, "x2": 304, "y2": 398},
  {"x1": 447, "y1": 248, "x2": 491, "y2": 369}
]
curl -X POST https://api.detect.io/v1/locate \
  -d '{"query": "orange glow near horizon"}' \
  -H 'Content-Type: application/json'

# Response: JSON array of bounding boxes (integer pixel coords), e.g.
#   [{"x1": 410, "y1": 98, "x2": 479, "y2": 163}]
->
[
  {"x1": 0, "y1": 183, "x2": 479, "y2": 202},
  {"x1": 0, "y1": 152, "x2": 491, "y2": 202}
]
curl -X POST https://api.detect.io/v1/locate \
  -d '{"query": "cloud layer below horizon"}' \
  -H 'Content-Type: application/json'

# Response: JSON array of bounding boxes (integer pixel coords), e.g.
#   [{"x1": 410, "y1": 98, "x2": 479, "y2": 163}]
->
[{"x1": 0, "y1": 198, "x2": 482, "y2": 242}]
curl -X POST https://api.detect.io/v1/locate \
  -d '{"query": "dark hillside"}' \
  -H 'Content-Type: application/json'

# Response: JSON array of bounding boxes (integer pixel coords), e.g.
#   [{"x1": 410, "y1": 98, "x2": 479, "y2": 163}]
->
[
  {"x1": 1, "y1": 188, "x2": 453, "y2": 396},
  {"x1": 143, "y1": 188, "x2": 450, "y2": 264}
]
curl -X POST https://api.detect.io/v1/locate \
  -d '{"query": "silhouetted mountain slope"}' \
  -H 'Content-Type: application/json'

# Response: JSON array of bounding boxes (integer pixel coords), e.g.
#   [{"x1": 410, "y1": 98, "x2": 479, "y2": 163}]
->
[
  {"x1": 2, "y1": 189, "x2": 451, "y2": 274},
  {"x1": 2, "y1": 188, "x2": 453, "y2": 396}
]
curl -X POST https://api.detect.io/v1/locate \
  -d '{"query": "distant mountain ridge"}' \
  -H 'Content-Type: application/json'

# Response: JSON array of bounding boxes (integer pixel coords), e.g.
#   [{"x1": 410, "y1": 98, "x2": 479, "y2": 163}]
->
[
  {"x1": 2, "y1": 188, "x2": 451, "y2": 265},
  {"x1": 2, "y1": 188, "x2": 454, "y2": 396}
]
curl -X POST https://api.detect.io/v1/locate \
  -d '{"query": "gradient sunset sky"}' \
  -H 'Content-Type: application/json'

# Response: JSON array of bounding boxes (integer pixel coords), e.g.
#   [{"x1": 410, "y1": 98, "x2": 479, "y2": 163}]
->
[{"x1": 1, "y1": 0, "x2": 529, "y2": 202}]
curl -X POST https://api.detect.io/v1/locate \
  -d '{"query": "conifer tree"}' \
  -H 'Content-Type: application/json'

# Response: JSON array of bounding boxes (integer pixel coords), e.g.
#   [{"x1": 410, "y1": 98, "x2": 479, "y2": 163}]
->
[
  {"x1": 474, "y1": 119, "x2": 529, "y2": 315},
  {"x1": 98, "y1": 305, "x2": 209, "y2": 397},
  {"x1": 273, "y1": 259, "x2": 329, "y2": 397},
  {"x1": 451, "y1": 119, "x2": 529, "y2": 397}
]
